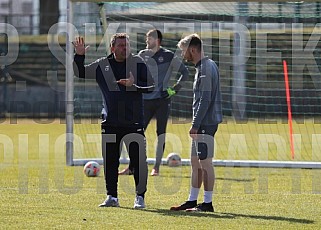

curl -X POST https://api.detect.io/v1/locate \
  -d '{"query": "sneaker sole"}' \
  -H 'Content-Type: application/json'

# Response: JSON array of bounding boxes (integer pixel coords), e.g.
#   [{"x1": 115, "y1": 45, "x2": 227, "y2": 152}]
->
[
  {"x1": 185, "y1": 207, "x2": 214, "y2": 212},
  {"x1": 170, "y1": 203, "x2": 197, "y2": 211},
  {"x1": 170, "y1": 207, "x2": 186, "y2": 211}
]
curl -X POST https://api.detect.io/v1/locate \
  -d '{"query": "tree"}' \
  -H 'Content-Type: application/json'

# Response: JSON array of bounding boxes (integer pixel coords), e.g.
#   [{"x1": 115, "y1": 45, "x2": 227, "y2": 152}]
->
[{"x1": 39, "y1": 0, "x2": 59, "y2": 34}]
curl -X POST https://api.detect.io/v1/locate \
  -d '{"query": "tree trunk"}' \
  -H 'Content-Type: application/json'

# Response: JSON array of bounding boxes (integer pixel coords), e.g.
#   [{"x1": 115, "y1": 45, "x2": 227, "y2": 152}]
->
[{"x1": 39, "y1": 0, "x2": 59, "y2": 34}]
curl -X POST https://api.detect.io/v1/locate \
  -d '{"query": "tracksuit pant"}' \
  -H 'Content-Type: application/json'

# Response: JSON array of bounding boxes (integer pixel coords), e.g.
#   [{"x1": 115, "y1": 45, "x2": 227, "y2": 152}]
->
[{"x1": 101, "y1": 124, "x2": 148, "y2": 198}]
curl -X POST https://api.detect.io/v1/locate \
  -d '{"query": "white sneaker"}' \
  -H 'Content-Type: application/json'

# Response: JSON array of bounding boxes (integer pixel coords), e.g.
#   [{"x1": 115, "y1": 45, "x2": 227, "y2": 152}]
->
[
  {"x1": 98, "y1": 195, "x2": 119, "y2": 207},
  {"x1": 133, "y1": 196, "x2": 145, "y2": 209}
]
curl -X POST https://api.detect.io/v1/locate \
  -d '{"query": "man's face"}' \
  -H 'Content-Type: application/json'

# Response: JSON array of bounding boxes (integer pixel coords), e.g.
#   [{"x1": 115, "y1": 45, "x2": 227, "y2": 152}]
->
[
  {"x1": 111, "y1": 38, "x2": 130, "y2": 61},
  {"x1": 146, "y1": 36, "x2": 157, "y2": 49},
  {"x1": 180, "y1": 46, "x2": 193, "y2": 62}
]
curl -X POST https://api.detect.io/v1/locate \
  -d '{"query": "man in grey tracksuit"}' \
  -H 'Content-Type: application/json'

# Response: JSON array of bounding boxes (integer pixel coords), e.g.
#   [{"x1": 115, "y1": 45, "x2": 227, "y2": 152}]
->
[
  {"x1": 170, "y1": 34, "x2": 222, "y2": 212},
  {"x1": 119, "y1": 29, "x2": 189, "y2": 176}
]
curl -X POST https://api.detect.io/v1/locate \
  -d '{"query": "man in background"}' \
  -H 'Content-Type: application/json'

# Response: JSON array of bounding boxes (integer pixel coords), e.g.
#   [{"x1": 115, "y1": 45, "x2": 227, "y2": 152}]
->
[{"x1": 119, "y1": 29, "x2": 189, "y2": 176}]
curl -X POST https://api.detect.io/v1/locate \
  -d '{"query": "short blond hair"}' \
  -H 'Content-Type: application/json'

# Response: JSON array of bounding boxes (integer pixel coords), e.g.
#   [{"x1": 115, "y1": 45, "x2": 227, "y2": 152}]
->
[{"x1": 177, "y1": 33, "x2": 202, "y2": 51}]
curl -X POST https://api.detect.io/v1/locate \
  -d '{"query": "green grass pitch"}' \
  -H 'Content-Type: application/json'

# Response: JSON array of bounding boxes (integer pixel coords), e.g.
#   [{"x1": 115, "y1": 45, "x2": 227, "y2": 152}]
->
[{"x1": 0, "y1": 119, "x2": 321, "y2": 229}]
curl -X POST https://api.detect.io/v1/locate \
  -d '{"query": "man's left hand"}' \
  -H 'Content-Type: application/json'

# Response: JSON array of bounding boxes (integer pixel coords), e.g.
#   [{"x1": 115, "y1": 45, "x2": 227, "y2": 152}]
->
[
  {"x1": 189, "y1": 127, "x2": 198, "y2": 140},
  {"x1": 117, "y1": 71, "x2": 134, "y2": 86},
  {"x1": 161, "y1": 87, "x2": 176, "y2": 99}
]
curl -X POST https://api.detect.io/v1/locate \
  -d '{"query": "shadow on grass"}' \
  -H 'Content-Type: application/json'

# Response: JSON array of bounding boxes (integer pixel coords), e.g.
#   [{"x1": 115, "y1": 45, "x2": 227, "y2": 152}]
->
[
  {"x1": 218, "y1": 212, "x2": 315, "y2": 224},
  {"x1": 162, "y1": 174, "x2": 255, "y2": 183},
  {"x1": 120, "y1": 207, "x2": 228, "y2": 218},
  {"x1": 216, "y1": 177, "x2": 255, "y2": 182},
  {"x1": 122, "y1": 208, "x2": 314, "y2": 224}
]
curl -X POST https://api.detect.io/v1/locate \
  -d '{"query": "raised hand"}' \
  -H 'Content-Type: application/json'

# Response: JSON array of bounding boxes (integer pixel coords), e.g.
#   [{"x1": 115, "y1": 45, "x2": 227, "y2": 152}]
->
[{"x1": 72, "y1": 36, "x2": 90, "y2": 55}]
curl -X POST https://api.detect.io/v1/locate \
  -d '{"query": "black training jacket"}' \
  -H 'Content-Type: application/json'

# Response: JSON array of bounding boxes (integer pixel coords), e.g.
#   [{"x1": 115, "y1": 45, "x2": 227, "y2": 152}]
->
[{"x1": 73, "y1": 53, "x2": 154, "y2": 127}]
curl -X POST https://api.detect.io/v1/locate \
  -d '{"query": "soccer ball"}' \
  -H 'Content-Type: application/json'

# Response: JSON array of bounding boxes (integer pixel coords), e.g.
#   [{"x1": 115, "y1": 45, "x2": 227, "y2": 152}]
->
[
  {"x1": 166, "y1": 153, "x2": 182, "y2": 167},
  {"x1": 83, "y1": 161, "x2": 101, "y2": 177}
]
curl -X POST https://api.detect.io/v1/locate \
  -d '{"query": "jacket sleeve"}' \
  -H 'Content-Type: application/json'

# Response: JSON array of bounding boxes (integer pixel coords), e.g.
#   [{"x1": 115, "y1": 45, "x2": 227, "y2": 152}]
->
[
  {"x1": 73, "y1": 54, "x2": 100, "y2": 79},
  {"x1": 192, "y1": 74, "x2": 215, "y2": 129},
  {"x1": 127, "y1": 57, "x2": 155, "y2": 93},
  {"x1": 171, "y1": 55, "x2": 189, "y2": 87}
]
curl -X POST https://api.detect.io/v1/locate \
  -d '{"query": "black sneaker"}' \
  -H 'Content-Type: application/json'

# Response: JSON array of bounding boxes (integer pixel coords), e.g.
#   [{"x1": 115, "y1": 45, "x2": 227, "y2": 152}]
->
[
  {"x1": 185, "y1": 202, "x2": 214, "y2": 212},
  {"x1": 170, "y1": 200, "x2": 197, "y2": 211}
]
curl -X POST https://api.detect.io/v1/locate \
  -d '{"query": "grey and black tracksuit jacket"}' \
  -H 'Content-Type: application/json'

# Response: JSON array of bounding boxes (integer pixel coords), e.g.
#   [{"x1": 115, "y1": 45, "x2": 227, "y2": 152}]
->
[
  {"x1": 192, "y1": 57, "x2": 223, "y2": 129},
  {"x1": 73, "y1": 53, "x2": 154, "y2": 128}
]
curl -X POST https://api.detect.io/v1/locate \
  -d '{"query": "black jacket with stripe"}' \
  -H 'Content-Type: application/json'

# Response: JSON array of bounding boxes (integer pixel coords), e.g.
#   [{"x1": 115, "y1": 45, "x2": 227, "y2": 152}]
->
[{"x1": 73, "y1": 53, "x2": 154, "y2": 127}]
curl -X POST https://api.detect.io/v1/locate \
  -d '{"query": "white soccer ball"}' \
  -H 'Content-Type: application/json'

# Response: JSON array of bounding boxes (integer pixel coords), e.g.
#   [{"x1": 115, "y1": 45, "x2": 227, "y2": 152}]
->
[
  {"x1": 166, "y1": 153, "x2": 182, "y2": 167},
  {"x1": 83, "y1": 161, "x2": 101, "y2": 177}
]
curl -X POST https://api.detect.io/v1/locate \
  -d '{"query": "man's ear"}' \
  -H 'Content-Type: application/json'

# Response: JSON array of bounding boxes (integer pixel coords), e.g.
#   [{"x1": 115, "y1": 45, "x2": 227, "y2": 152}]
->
[
  {"x1": 110, "y1": 46, "x2": 114, "y2": 53},
  {"x1": 190, "y1": 47, "x2": 195, "y2": 55}
]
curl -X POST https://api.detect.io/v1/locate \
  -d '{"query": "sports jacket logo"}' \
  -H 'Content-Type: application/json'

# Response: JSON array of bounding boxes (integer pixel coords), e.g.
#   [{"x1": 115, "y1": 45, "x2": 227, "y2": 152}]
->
[
  {"x1": 105, "y1": 65, "x2": 110, "y2": 71},
  {"x1": 144, "y1": 55, "x2": 150, "y2": 62}
]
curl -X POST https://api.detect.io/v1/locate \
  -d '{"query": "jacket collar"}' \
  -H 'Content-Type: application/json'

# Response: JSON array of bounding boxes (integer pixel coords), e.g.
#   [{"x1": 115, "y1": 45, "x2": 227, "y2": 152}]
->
[
  {"x1": 195, "y1": 56, "x2": 209, "y2": 67},
  {"x1": 107, "y1": 53, "x2": 134, "y2": 61}
]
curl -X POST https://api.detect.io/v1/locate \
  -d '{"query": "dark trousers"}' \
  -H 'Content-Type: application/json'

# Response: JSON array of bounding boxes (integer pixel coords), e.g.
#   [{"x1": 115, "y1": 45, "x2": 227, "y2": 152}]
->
[
  {"x1": 127, "y1": 98, "x2": 170, "y2": 171},
  {"x1": 143, "y1": 98, "x2": 171, "y2": 169},
  {"x1": 102, "y1": 124, "x2": 148, "y2": 198}
]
